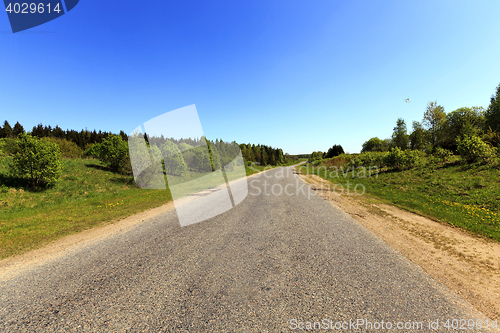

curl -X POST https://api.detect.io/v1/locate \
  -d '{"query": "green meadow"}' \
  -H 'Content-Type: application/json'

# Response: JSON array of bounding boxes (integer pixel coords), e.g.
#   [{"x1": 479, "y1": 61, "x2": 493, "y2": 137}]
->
[{"x1": 300, "y1": 155, "x2": 500, "y2": 242}]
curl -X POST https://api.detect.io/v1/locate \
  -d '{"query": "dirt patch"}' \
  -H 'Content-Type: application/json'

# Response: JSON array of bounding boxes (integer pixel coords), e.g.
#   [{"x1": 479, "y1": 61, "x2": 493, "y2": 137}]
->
[
  {"x1": 0, "y1": 201, "x2": 176, "y2": 282},
  {"x1": 298, "y1": 172, "x2": 500, "y2": 321}
]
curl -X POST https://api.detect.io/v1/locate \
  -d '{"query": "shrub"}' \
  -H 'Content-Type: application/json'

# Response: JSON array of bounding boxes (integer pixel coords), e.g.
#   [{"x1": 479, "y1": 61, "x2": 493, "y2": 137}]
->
[
  {"x1": 457, "y1": 136, "x2": 493, "y2": 163},
  {"x1": 161, "y1": 140, "x2": 188, "y2": 176},
  {"x1": 9, "y1": 133, "x2": 62, "y2": 187},
  {"x1": 384, "y1": 147, "x2": 420, "y2": 170},
  {"x1": 384, "y1": 147, "x2": 403, "y2": 170},
  {"x1": 433, "y1": 147, "x2": 453, "y2": 163},
  {"x1": 373, "y1": 152, "x2": 388, "y2": 168},
  {"x1": 330, "y1": 154, "x2": 355, "y2": 167},
  {"x1": 99, "y1": 135, "x2": 130, "y2": 172},
  {"x1": 403, "y1": 149, "x2": 420, "y2": 169},
  {"x1": 308, "y1": 151, "x2": 324, "y2": 163},
  {"x1": 41, "y1": 137, "x2": 83, "y2": 158},
  {"x1": 312, "y1": 159, "x2": 323, "y2": 166},
  {"x1": 349, "y1": 152, "x2": 387, "y2": 169},
  {"x1": 0, "y1": 138, "x2": 18, "y2": 156},
  {"x1": 83, "y1": 143, "x2": 102, "y2": 158}
]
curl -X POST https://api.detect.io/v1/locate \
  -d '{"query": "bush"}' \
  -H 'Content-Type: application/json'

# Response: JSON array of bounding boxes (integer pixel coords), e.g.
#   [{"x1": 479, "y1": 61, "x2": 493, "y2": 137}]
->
[
  {"x1": 161, "y1": 140, "x2": 188, "y2": 176},
  {"x1": 312, "y1": 159, "x2": 323, "y2": 166},
  {"x1": 41, "y1": 137, "x2": 83, "y2": 158},
  {"x1": 384, "y1": 147, "x2": 420, "y2": 170},
  {"x1": 457, "y1": 136, "x2": 493, "y2": 163},
  {"x1": 308, "y1": 151, "x2": 324, "y2": 163},
  {"x1": 403, "y1": 149, "x2": 420, "y2": 169},
  {"x1": 384, "y1": 147, "x2": 403, "y2": 170},
  {"x1": 328, "y1": 153, "x2": 357, "y2": 168},
  {"x1": 0, "y1": 138, "x2": 18, "y2": 156},
  {"x1": 83, "y1": 143, "x2": 102, "y2": 158},
  {"x1": 433, "y1": 147, "x2": 453, "y2": 163},
  {"x1": 9, "y1": 133, "x2": 62, "y2": 187},
  {"x1": 351, "y1": 152, "x2": 387, "y2": 168},
  {"x1": 99, "y1": 135, "x2": 130, "y2": 172}
]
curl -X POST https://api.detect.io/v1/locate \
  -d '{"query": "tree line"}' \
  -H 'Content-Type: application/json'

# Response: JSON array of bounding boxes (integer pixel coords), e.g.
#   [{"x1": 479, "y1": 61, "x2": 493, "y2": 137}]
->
[
  {"x1": 1, "y1": 122, "x2": 296, "y2": 188},
  {"x1": 308, "y1": 144, "x2": 345, "y2": 163},
  {"x1": 362, "y1": 82, "x2": 500, "y2": 156},
  {"x1": 343, "y1": 82, "x2": 500, "y2": 170},
  {"x1": 0, "y1": 121, "x2": 127, "y2": 149},
  {"x1": 239, "y1": 143, "x2": 299, "y2": 166}
]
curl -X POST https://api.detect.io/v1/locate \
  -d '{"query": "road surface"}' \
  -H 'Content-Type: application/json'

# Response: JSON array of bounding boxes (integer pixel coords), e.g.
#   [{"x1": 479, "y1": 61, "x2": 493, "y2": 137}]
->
[{"x1": 0, "y1": 166, "x2": 493, "y2": 332}]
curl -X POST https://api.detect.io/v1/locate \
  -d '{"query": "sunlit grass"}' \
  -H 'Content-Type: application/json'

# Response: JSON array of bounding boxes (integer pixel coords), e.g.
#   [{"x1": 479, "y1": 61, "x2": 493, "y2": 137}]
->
[{"x1": 300, "y1": 157, "x2": 500, "y2": 242}]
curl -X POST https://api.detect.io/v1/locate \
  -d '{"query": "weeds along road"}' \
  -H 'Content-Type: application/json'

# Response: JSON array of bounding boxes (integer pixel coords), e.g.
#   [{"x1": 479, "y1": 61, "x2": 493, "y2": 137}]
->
[{"x1": 0, "y1": 166, "x2": 493, "y2": 332}]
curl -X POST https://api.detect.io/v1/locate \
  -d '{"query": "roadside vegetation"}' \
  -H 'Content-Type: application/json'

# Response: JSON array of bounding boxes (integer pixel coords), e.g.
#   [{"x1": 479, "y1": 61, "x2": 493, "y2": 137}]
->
[
  {"x1": 0, "y1": 122, "x2": 300, "y2": 258},
  {"x1": 302, "y1": 82, "x2": 500, "y2": 242}
]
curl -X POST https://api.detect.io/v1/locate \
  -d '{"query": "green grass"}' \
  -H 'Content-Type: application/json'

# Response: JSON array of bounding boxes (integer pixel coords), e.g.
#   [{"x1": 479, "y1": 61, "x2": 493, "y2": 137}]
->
[
  {"x1": 245, "y1": 164, "x2": 273, "y2": 176},
  {"x1": 300, "y1": 156, "x2": 500, "y2": 242}
]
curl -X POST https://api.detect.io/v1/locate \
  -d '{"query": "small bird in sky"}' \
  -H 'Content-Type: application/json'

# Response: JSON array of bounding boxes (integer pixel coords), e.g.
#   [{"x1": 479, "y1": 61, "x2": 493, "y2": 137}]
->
[{"x1": 405, "y1": 98, "x2": 410, "y2": 103}]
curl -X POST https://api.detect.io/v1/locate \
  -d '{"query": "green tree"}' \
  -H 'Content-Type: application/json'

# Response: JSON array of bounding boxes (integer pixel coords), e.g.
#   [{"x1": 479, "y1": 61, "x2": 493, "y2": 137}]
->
[
  {"x1": 127, "y1": 135, "x2": 164, "y2": 188},
  {"x1": 2, "y1": 121, "x2": 12, "y2": 138},
  {"x1": 52, "y1": 125, "x2": 65, "y2": 138},
  {"x1": 422, "y1": 101, "x2": 446, "y2": 148},
  {"x1": 457, "y1": 135, "x2": 493, "y2": 163},
  {"x1": 161, "y1": 140, "x2": 188, "y2": 176},
  {"x1": 83, "y1": 143, "x2": 102, "y2": 158},
  {"x1": 409, "y1": 121, "x2": 427, "y2": 151},
  {"x1": 99, "y1": 134, "x2": 130, "y2": 172},
  {"x1": 391, "y1": 118, "x2": 409, "y2": 149},
  {"x1": 210, "y1": 145, "x2": 222, "y2": 170},
  {"x1": 277, "y1": 148, "x2": 284, "y2": 164},
  {"x1": 9, "y1": 133, "x2": 62, "y2": 187},
  {"x1": 383, "y1": 147, "x2": 420, "y2": 171},
  {"x1": 483, "y1": 127, "x2": 500, "y2": 147},
  {"x1": 325, "y1": 144, "x2": 345, "y2": 158},
  {"x1": 42, "y1": 137, "x2": 83, "y2": 158},
  {"x1": 485, "y1": 83, "x2": 500, "y2": 133},
  {"x1": 261, "y1": 147, "x2": 269, "y2": 165},
  {"x1": 12, "y1": 121, "x2": 24, "y2": 137},
  {"x1": 308, "y1": 151, "x2": 324, "y2": 163},
  {"x1": 362, "y1": 137, "x2": 385, "y2": 152},
  {"x1": 442, "y1": 107, "x2": 485, "y2": 150}
]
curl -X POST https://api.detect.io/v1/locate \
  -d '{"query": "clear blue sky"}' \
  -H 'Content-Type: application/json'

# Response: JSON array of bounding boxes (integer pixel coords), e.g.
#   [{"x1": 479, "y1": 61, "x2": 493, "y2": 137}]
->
[{"x1": 1, "y1": 0, "x2": 500, "y2": 154}]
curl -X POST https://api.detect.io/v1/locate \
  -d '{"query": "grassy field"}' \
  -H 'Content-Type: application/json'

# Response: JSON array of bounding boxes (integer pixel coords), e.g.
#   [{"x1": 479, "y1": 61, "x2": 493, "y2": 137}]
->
[
  {"x1": 299, "y1": 156, "x2": 500, "y2": 242},
  {"x1": 0, "y1": 157, "x2": 300, "y2": 259}
]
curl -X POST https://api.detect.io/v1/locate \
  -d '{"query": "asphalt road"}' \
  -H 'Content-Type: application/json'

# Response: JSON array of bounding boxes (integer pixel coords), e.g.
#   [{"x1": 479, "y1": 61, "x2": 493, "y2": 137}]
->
[{"x1": 0, "y1": 166, "x2": 493, "y2": 332}]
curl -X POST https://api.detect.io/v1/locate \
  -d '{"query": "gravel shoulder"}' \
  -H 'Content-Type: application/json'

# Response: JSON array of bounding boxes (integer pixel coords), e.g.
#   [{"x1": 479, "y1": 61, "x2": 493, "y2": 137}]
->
[{"x1": 297, "y1": 171, "x2": 500, "y2": 320}]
